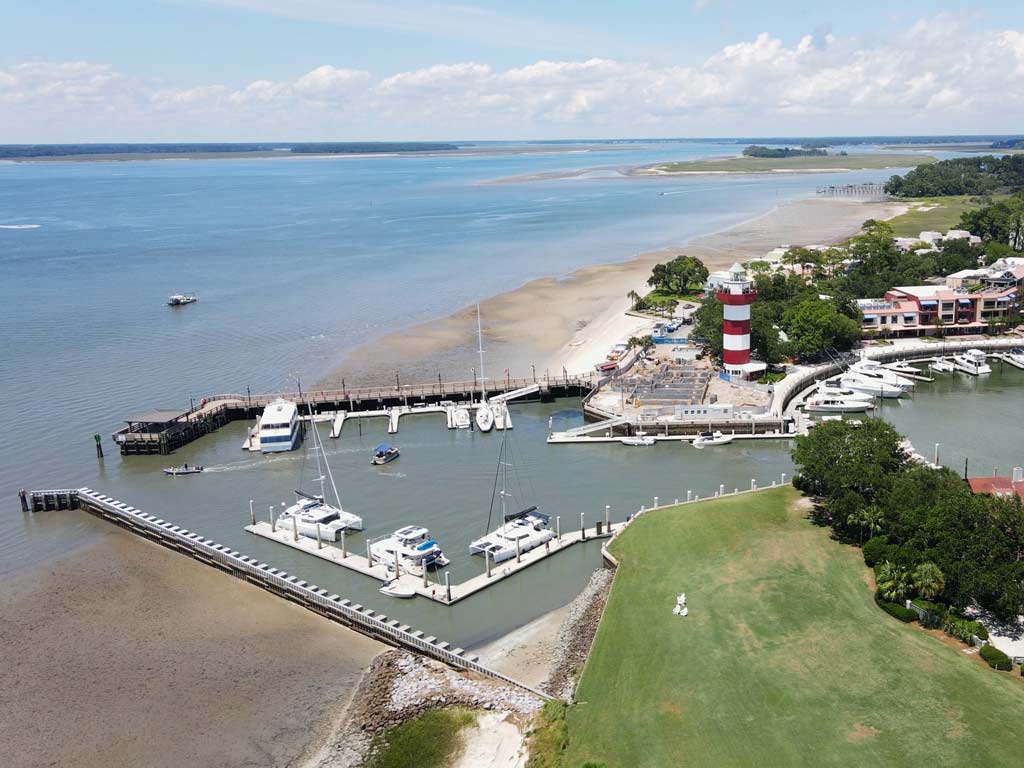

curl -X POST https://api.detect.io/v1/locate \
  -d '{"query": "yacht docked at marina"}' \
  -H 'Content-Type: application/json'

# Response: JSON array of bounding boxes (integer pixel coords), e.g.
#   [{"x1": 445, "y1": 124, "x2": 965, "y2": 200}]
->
[
  {"x1": 469, "y1": 507, "x2": 555, "y2": 563},
  {"x1": 370, "y1": 525, "x2": 450, "y2": 574},
  {"x1": 952, "y1": 349, "x2": 992, "y2": 375},
  {"x1": 802, "y1": 395, "x2": 875, "y2": 413},
  {"x1": 257, "y1": 398, "x2": 303, "y2": 453}
]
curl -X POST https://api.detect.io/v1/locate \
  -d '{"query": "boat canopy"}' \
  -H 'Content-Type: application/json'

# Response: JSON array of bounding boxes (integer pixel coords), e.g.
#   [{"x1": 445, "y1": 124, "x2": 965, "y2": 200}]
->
[
  {"x1": 374, "y1": 444, "x2": 392, "y2": 453},
  {"x1": 504, "y1": 505, "x2": 539, "y2": 522}
]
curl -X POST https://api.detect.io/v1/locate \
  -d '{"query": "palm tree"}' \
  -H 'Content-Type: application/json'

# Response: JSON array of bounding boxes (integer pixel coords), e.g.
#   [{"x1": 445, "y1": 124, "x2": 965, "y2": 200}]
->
[
  {"x1": 848, "y1": 504, "x2": 885, "y2": 544},
  {"x1": 876, "y1": 560, "x2": 911, "y2": 602},
  {"x1": 627, "y1": 290, "x2": 643, "y2": 311},
  {"x1": 912, "y1": 562, "x2": 945, "y2": 600}
]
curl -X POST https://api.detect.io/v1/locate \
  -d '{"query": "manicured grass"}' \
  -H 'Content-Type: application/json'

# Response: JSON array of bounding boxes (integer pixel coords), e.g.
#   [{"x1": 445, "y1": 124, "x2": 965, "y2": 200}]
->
[
  {"x1": 563, "y1": 487, "x2": 1024, "y2": 768},
  {"x1": 651, "y1": 154, "x2": 934, "y2": 174},
  {"x1": 363, "y1": 707, "x2": 476, "y2": 768},
  {"x1": 887, "y1": 195, "x2": 992, "y2": 237}
]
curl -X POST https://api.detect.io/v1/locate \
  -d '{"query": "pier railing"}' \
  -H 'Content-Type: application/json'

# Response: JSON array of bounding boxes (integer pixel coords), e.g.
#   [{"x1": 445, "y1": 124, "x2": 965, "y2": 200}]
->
[{"x1": 29, "y1": 488, "x2": 553, "y2": 701}]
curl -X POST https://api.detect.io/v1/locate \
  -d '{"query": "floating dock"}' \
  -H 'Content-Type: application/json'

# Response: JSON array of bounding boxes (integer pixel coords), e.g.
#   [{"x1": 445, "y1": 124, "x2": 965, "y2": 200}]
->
[{"x1": 246, "y1": 516, "x2": 613, "y2": 605}]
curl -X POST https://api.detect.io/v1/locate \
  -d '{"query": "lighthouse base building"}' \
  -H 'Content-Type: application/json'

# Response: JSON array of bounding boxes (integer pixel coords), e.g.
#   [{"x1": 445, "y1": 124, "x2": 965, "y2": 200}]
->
[{"x1": 715, "y1": 263, "x2": 767, "y2": 381}]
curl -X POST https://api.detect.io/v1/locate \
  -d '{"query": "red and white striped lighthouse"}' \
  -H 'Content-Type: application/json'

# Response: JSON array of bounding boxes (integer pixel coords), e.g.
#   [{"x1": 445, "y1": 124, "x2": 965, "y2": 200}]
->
[{"x1": 715, "y1": 263, "x2": 765, "y2": 380}]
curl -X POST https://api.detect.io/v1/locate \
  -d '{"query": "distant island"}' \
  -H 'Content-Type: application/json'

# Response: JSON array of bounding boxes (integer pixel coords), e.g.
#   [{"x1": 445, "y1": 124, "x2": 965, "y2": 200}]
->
[
  {"x1": 638, "y1": 152, "x2": 934, "y2": 175},
  {"x1": 0, "y1": 142, "x2": 461, "y2": 161},
  {"x1": 742, "y1": 144, "x2": 833, "y2": 158}
]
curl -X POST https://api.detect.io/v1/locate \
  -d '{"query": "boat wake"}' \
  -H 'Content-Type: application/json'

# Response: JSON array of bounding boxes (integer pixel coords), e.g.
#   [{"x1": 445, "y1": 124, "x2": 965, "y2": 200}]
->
[
  {"x1": 0, "y1": 224, "x2": 41, "y2": 229},
  {"x1": 373, "y1": 471, "x2": 407, "y2": 479}
]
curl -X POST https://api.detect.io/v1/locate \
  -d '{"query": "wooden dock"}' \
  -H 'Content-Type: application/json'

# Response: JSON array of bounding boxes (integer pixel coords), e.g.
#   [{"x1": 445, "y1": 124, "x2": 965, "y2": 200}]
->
[
  {"x1": 114, "y1": 373, "x2": 592, "y2": 455},
  {"x1": 26, "y1": 487, "x2": 553, "y2": 700},
  {"x1": 246, "y1": 517, "x2": 614, "y2": 605}
]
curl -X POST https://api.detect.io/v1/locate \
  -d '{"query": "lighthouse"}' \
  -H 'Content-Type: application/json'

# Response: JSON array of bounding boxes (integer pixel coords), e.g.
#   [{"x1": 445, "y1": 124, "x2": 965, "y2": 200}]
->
[{"x1": 715, "y1": 263, "x2": 766, "y2": 380}]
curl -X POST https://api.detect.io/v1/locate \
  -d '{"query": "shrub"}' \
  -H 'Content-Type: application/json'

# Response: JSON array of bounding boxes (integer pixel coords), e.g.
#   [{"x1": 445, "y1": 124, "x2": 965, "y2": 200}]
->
[
  {"x1": 911, "y1": 600, "x2": 948, "y2": 628},
  {"x1": 980, "y1": 644, "x2": 1012, "y2": 671},
  {"x1": 875, "y1": 594, "x2": 918, "y2": 622},
  {"x1": 943, "y1": 617, "x2": 989, "y2": 644},
  {"x1": 862, "y1": 536, "x2": 895, "y2": 567}
]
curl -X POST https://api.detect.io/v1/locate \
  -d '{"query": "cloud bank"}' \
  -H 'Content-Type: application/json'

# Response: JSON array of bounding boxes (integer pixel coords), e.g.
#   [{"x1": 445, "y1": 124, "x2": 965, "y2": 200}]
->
[{"x1": 2, "y1": 16, "x2": 1023, "y2": 141}]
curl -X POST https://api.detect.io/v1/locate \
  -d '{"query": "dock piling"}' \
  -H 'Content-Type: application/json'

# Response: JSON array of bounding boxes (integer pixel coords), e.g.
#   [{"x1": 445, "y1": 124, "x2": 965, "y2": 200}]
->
[
  {"x1": 486, "y1": 550, "x2": 492, "y2": 578},
  {"x1": 580, "y1": 512, "x2": 586, "y2": 541},
  {"x1": 556, "y1": 516, "x2": 561, "y2": 541},
  {"x1": 316, "y1": 523, "x2": 323, "y2": 549},
  {"x1": 341, "y1": 530, "x2": 347, "y2": 558},
  {"x1": 270, "y1": 506, "x2": 276, "y2": 532},
  {"x1": 445, "y1": 572, "x2": 452, "y2": 603},
  {"x1": 654, "y1": 496, "x2": 659, "y2": 508},
  {"x1": 687, "y1": 490, "x2": 692, "y2": 502},
  {"x1": 249, "y1": 499, "x2": 255, "y2": 526},
  {"x1": 366, "y1": 540, "x2": 372, "y2": 566},
  {"x1": 292, "y1": 515, "x2": 298, "y2": 542},
  {"x1": 515, "y1": 536, "x2": 521, "y2": 564},
  {"x1": 19, "y1": 489, "x2": 28, "y2": 513},
  {"x1": 94, "y1": 434, "x2": 103, "y2": 459},
  {"x1": 781, "y1": 473, "x2": 787, "y2": 485},
  {"x1": 422, "y1": 563, "x2": 428, "y2": 588},
  {"x1": 719, "y1": 484, "x2": 724, "y2": 496},
  {"x1": 604, "y1": 504, "x2": 610, "y2": 532}
]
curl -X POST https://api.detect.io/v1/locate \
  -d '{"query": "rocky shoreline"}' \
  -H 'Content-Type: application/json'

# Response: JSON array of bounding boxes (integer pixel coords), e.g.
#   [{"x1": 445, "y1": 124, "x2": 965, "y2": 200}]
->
[{"x1": 543, "y1": 567, "x2": 616, "y2": 700}]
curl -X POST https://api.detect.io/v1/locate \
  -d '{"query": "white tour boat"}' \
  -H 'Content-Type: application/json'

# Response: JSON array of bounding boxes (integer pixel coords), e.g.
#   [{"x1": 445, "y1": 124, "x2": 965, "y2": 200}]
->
[
  {"x1": 929, "y1": 358, "x2": 955, "y2": 373},
  {"x1": 952, "y1": 349, "x2": 992, "y2": 375},
  {"x1": 802, "y1": 395, "x2": 874, "y2": 413},
  {"x1": 167, "y1": 293, "x2": 197, "y2": 306},
  {"x1": 370, "y1": 525, "x2": 450, "y2": 574},
  {"x1": 258, "y1": 398, "x2": 303, "y2": 453},
  {"x1": 692, "y1": 431, "x2": 734, "y2": 447}
]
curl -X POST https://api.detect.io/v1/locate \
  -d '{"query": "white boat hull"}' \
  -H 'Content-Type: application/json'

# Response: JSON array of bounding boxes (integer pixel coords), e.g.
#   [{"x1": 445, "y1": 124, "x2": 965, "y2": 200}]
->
[
  {"x1": 475, "y1": 405, "x2": 494, "y2": 432},
  {"x1": 839, "y1": 376, "x2": 903, "y2": 399},
  {"x1": 804, "y1": 401, "x2": 873, "y2": 413}
]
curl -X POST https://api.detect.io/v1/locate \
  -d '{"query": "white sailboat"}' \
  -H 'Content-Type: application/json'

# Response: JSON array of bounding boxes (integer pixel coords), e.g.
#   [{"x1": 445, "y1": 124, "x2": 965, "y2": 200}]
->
[
  {"x1": 469, "y1": 429, "x2": 554, "y2": 562},
  {"x1": 277, "y1": 410, "x2": 362, "y2": 538},
  {"x1": 474, "y1": 303, "x2": 494, "y2": 432}
]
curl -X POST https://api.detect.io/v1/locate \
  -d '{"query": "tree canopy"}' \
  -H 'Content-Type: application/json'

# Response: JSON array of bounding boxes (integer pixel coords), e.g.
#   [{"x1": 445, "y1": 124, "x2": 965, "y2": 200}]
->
[
  {"x1": 884, "y1": 155, "x2": 1024, "y2": 197},
  {"x1": 646, "y1": 255, "x2": 709, "y2": 295}
]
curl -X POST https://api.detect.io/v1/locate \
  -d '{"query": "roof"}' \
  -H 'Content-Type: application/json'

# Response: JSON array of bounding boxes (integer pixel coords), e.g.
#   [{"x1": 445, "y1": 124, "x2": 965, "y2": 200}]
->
[
  {"x1": 259, "y1": 399, "x2": 297, "y2": 424},
  {"x1": 967, "y1": 477, "x2": 1024, "y2": 501},
  {"x1": 126, "y1": 409, "x2": 186, "y2": 424},
  {"x1": 374, "y1": 444, "x2": 393, "y2": 452}
]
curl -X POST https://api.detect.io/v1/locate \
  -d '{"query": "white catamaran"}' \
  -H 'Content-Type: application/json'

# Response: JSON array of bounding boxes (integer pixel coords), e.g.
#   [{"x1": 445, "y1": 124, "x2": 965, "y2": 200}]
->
[{"x1": 277, "y1": 412, "x2": 362, "y2": 538}]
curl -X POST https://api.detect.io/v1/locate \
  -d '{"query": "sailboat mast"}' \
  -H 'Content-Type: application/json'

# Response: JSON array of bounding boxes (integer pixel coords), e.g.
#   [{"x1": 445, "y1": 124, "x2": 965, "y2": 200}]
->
[
  {"x1": 500, "y1": 428, "x2": 508, "y2": 521},
  {"x1": 477, "y1": 303, "x2": 486, "y2": 398}
]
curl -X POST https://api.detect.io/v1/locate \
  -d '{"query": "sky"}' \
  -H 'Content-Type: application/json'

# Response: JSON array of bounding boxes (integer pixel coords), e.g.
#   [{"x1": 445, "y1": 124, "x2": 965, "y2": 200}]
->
[{"x1": 1, "y1": 0, "x2": 1022, "y2": 142}]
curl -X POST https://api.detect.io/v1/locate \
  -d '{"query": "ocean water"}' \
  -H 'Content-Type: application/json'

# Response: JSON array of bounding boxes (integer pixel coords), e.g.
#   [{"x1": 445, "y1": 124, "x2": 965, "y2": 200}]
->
[{"x1": 6, "y1": 139, "x2": 1005, "y2": 645}]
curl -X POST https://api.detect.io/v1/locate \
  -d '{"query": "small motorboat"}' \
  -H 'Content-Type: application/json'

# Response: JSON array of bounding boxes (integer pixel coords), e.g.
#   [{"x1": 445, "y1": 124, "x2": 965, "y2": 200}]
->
[
  {"x1": 596, "y1": 361, "x2": 618, "y2": 373},
  {"x1": 475, "y1": 403, "x2": 494, "y2": 432},
  {"x1": 379, "y1": 579, "x2": 416, "y2": 599},
  {"x1": 882, "y1": 360, "x2": 920, "y2": 375},
  {"x1": 692, "y1": 431, "x2": 733, "y2": 448},
  {"x1": 929, "y1": 358, "x2": 955, "y2": 373},
  {"x1": 163, "y1": 463, "x2": 203, "y2": 476},
  {"x1": 621, "y1": 431, "x2": 655, "y2": 446},
  {"x1": 167, "y1": 293, "x2": 197, "y2": 306},
  {"x1": 371, "y1": 443, "x2": 400, "y2": 465},
  {"x1": 452, "y1": 407, "x2": 471, "y2": 429}
]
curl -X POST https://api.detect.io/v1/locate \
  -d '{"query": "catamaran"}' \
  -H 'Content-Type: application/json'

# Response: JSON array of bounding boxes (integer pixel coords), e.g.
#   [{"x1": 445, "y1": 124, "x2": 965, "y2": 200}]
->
[
  {"x1": 469, "y1": 428, "x2": 555, "y2": 562},
  {"x1": 952, "y1": 348, "x2": 992, "y2": 375},
  {"x1": 277, "y1": 414, "x2": 362, "y2": 538}
]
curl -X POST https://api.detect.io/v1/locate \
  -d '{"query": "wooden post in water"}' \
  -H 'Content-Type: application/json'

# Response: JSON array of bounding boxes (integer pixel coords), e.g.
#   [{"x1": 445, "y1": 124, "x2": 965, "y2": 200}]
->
[
  {"x1": 366, "y1": 540, "x2": 372, "y2": 566},
  {"x1": 292, "y1": 515, "x2": 299, "y2": 542},
  {"x1": 316, "y1": 523, "x2": 323, "y2": 550},
  {"x1": 94, "y1": 433, "x2": 104, "y2": 459},
  {"x1": 422, "y1": 562, "x2": 428, "y2": 588},
  {"x1": 19, "y1": 489, "x2": 29, "y2": 513},
  {"x1": 556, "y1": 516, "x2": 561, "y2": 542},
  {"x1": 249, "y1": 500, "x2": 255, "y2": 526},
  {"x1": 580, "y1": 512, "x2": 586, "y2": 541},
  {"x1": 445, "y1": 571, "x2": 452, "y2": 603},
  {"x1": 654, "y1": 496, "x2": 659, "y2": 509},
  {"x1": 605, "y1": 504, "x2": 611, "y2": 533}
]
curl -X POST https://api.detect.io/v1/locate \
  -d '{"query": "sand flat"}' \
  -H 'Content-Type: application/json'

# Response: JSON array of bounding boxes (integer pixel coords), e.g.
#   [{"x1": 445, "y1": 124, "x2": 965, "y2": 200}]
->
[{"x1": 0, "y1": 523, "x2": 384, "y2": 768}]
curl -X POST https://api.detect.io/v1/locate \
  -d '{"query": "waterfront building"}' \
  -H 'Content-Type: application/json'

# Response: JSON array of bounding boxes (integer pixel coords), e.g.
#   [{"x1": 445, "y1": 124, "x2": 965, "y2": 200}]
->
[
  {"x1": 967, "y1": 467, "x2": 1024, "y2": 502},
  {"x1": 715, "y1": 263, "x2": 766, "y2": 380},
  {"x1": 857, "y1": 283, "x2": 1020, "y2": 337}
]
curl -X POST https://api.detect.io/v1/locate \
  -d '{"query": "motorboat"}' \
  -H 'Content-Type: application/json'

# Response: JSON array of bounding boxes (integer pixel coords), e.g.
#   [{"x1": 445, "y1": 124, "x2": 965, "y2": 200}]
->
[
  {"x1": 371, "y1": 443, "x2": 400, "y2": 465},
  {"x1": 621, "y1": 431, "x2": 656, "y2": 446},
  {"x1": 882, "y1": 360, "x2": 921, "y2": 376},
  {"x1": 276, "y1": 408, "x2": 362, "y2": 536},
  {"x1": 596, "y1": 361, "x2": 619, "y2": 373},
  {"x1": 693, "y1": 431, "x2": 734, "y2": 447},
  {"x1": 802, "y1": 395, "x2": 874, "y2": 413},
  {"x1": 278, "y1": 491, "x2": 364, "y2": 538},
  {"x1": 1006, "y1": 348, "x2": 1024, "y2": 369},
  {"x1": 163, "y1": 463, "x2": 203, "y2": 476},
  {"x1": 816, "y1": 381, "x2": 875, "y2": 401},
  {"x1": 929, "y1": 358, "x2": 955, "y2": 373},
  {"x1": 452, "y1": 407, "x2": 471, "y2": 429},
  {"x1": 952, "y1": 349, "x2": 992, "y2": 375},
  {"x1": 475, "y1": 403, "x2": 494, "y2": 432},
  {"x1": 839, "y1": 373, "x2": 904, "y2": 399},
  {"x1": 370, "y1": 525, "x2": 450, "y2": 574},
  {"x1": 470, "y1": 507, "x2": 555, "y2": 563},
  {"x1": 257, "y1": 398, "x2": 303, "y2": 453},
  {"x1": 167, "y1": 293, "x2": 197, "y2": 306},
  {"x1": 847, "y1": 359, "x2": 915, "y2": 391},
  {"x1": 492, "y1": 402, "x2": 513, "y2": 430},
  {"x1": 379, "y1": 579, "x2": 416, "y2": 599}
]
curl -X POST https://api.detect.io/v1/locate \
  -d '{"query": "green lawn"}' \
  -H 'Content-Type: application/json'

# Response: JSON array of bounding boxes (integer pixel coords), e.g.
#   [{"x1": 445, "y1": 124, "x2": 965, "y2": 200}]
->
[
  {"x1": 887, "y1": 195, "x2": 992, "y2": 237},
  {"x1": 563, "y1": 487, "x2": 1024, "y2": 768},
  {"x1": 364, "y1": 707, "x2": 476, "y2": 768},
  {"x1": 649, "y1": 154, "x2": 934, "y2": 174}
]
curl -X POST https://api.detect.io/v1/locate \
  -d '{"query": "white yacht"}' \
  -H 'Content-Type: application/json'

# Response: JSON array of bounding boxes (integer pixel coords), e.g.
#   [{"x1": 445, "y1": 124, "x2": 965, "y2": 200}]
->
[
  {"x1": 803, "y1": 395, "x2": 874, "y2": 413},
  {"x1": 370, "y1": 525, "x2": 450, "y2": 574},
  {"x1": 258, "y1": 398, "x2": 303, "y2": 453},
  {"x1": 839, "y1": 373, "x2": 904, "y2": 399},
  {"x1": 470, "y1": 507, "x2": 555, "y2": 563},
  {"x1": 929, "y1": 358, "x2": 955, "y2": 373},
  {"x1": 847, "y1": 359, "x2": 915, "y2": 391},
  {"x1": 952, "y1": 349, "x2": 992, "y2": 375},
  {"x1": 882, "y1": 360, "x2": 921, "y2": 376},
  {"x1": 1006, "y1": 348, "x2": 1024, "y2": 369},
  {"x1": 692, "y1": 431, "x2": 734, "y2": 447},
  {"x1": 816, "y1": 382, "x2": 875, "y2": 401},
  {"x1": 475, "y1": 403, "x2": 494, "y2": 432},
  {"x1": 621, "y1": 431, "x2": 656, "y2": 446}
]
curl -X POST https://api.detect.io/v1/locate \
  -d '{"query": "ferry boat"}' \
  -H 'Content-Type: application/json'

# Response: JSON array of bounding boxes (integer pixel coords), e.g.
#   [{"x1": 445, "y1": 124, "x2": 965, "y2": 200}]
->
[
  {"x1": 693, "y1": 431, "x2": 734, "y2": 447},
  {"x1": 929, "y1": 358, "x2": 955, "y2": 373},
  {"x1": 469, "y1": 507, "x2": 555, "y2": 563},
  {"x1": 163, "y1": 463, "x2": 203, "y2": 476},
  {"x1": 370, "y1": 526, "x2": 450, "y2": 574},
  {"x1": 278, "y1": 491, "x2": 364, "y2": 538},
  {"x1": 952, "y1": 349, "x2": 992, "y2": 375},
  {"x1": 371, "y1": 444, "x2": 400, "y2": 465},
  {"x1": 167, "y1": 293, "x2": 197, "y2": 306},
  {"x1": 258, "y1": 399, "x2": 303, "y2": 453},
  {"x1": 802, "y1": 395, "x2": 874, "y2": 413}
]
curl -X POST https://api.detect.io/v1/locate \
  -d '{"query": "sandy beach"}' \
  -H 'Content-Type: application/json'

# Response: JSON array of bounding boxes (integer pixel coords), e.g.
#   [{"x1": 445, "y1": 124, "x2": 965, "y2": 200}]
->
[
  {"x1": 320, "y1": 196, "x2": 907, "y2": 388},
  {"x1": 0, "y1": 519, "x2": 385, "y2": 768}
]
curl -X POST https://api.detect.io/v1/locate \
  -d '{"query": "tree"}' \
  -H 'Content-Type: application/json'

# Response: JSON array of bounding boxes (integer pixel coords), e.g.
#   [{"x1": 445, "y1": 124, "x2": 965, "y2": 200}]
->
[
  {"x1": 849, "y1": 504, "x2": 886, "y2": 544},
  {"x1": 780, "y1": 299, "x2": 861, "y2": 360},
  {"x1": 627, "y1": 290, "x2": 644, "y2": 311},
  {"x1": 647, "y1": 255, "x2": 708, "y2": 295},
  {"x1": 876, "y1": 561, "x2": 912, "y2": 602},
  {"x1": 791, "y1": 418, "x2": 905, "y2": 499},
  {"x1": 913, "y1": 562, "x2": 946, "y2": 600}
]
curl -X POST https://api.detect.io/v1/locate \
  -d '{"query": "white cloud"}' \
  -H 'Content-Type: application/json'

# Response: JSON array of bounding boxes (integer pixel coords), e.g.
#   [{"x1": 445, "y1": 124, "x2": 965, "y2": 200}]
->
[{"x1": 2, "y1": 16, "x2": 1023, "y2": 141}]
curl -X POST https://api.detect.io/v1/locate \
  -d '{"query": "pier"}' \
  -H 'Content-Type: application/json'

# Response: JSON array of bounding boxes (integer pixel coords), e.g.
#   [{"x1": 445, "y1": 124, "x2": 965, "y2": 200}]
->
[
  {"x1": 114, "y1": 373, "x2": 593, "y2": 455},
  {"x1": 816, "y1": 182, "x2": 888, "y2": 198},
  {"x1": 25, "y1": 488, "x2": 553, "y2": 700},
  {"x1": 245, "y1": 516, "x2": 613, "y2": 605}
]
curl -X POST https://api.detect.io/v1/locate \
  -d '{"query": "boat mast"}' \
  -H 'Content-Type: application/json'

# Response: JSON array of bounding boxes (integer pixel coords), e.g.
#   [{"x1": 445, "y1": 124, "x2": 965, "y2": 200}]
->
[{"x1": 477, "y1": 303, "x2": 487, "y2": 402}]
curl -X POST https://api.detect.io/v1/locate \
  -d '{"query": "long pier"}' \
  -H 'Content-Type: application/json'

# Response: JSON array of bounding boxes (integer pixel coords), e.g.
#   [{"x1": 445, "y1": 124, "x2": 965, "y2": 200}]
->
[
  {"x1": 114, "y1": 373, "x2": 594, "y2": 455},
  {"x1": 25, "y1": 488, "x2": 553, "y2": 700}
]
